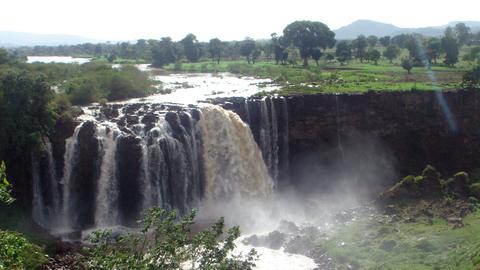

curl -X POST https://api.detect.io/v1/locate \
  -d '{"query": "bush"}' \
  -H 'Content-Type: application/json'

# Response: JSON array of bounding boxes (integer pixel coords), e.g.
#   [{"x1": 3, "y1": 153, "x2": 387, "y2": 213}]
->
[
  {"x1": 0, "y1": 230, "x2": 48, "y2": 270},
  {"x1": 80, "y1": 207, "x2": 257, "y2": 270},
  {"x1": 470, "y1": 183, "x2": 480, "y2": 199},
  {"x1": 462, "y1": 66, "x2": 480, "y2": 89}
]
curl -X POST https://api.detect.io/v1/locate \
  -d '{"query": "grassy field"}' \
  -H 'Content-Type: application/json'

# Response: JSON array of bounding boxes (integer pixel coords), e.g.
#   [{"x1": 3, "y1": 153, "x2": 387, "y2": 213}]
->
[
  {"x1": 165, "y1": 49, "x2": 477, "y2": 94},
  {"x1": 323, "y1": 209, "x2": 480, "y2": 270}
]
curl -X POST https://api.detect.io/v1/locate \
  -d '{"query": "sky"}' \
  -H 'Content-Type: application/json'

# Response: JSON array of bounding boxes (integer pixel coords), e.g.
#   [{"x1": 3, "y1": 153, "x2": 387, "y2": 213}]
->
[{"x1": 1, "y1": 0, "x2": 479, "y2": 42}]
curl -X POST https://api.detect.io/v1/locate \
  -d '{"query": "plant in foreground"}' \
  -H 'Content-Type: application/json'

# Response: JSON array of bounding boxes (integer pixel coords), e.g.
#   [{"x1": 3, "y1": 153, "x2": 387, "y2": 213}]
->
[{"x1": 80, "y1": 207, "x2": 258, "y2": 270}]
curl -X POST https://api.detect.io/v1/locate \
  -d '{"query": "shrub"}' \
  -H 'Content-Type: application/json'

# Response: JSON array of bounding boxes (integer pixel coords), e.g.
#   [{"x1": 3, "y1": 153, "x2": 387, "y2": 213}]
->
[
  {"x1": 470, "y1": 183, "x2": 480, "y2": 199},
  {"x1": 80, "y1": 207, "x2": 258, "y2": 270},
  {"x1": 462, "y1": 66, "x2": 480, "y2": 89},
  {"x1": 0, "y1": 230, "x2": 48, "y2": 270}
]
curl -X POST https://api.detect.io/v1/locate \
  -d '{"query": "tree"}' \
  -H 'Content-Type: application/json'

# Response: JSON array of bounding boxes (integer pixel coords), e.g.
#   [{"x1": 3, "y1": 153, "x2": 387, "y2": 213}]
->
[
  {"x1": 240, "y1": 38, "x2": 256, "y2": 64},
  {"x1": 0, "y1": 161, "x2": 14, "y2": 204},
  {"x1": 282, "y1": 20, "x2": 336, "y2": 67},
  {"x1": 311, "y1": 48, "x2": 323, "y2": 66},
  {"x1": 208, "y1": 38, "x2": 223, "y2": 64},
  {"x1": 383, "y1": 45, "x2": 401, "y2": 63},
  {"x1": 463, "y1": 46, "x2": 480, "y2": 63},
  {"x1": 379, "y1": 36, "x2": 391, "y2": 47},
  {"x1": 426, "y1": 38, "x2": 442, "y2": 64},
  {"x1": 442, "y1": 36, "x2": 459, "y2": 67},
  {"x1": 271, "y1": 33, "x2": 287, "y2": 65},
  {"x1": 367, "y1": 35, "x2": 378, "y2": 47},
  {"x1": 454, "y1": 23, "x2": 471, "y2": 46},
  {"x1": 402, "y1": 58, "x2": 414, "y2": 74},
  {"x1": 367, "y1": 48, "x2": 381, "y2": 65},
  {"x1": 80, "y1": 207, "x2": 257, "y2": 270},
  {"x1": 335, "y1": 41, "x2": 352, "y2": 65},
  {"x1": 252, "y1": 49, "x2": 262, "y2": 64},
  {"x1": 151, "y1": 37, "x2": 177, "y2": 67},
  {"x1": 0, "y1": 49, "x2": 9, "y2": 65},
  {"x1": 181, "y1": 34, "x2": 202, "y2": 62},
  {"x1": 353, "y1": 35, "x2": 368, "y2": 63},
  {"x1": 462, "y1": 66, "x2": 480, "y2": 89}
]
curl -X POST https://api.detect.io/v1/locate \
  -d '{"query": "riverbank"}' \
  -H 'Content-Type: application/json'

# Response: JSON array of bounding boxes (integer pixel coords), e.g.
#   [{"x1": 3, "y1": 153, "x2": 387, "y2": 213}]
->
[{"x1": 163, "y1": 60, "x2": 469, "y2": 94}]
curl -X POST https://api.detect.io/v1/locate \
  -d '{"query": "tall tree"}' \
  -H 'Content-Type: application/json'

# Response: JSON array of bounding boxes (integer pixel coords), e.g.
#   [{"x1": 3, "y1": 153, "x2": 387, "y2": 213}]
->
[
  {"x1": 240, "y1": 38, "x2": 256, "y2": 64},
  {"x1": 151, "y1": 37, "x2": 177, "y2": 68},
  {"x1": 352, "y1": 35, "x2": 368, "y2": 63},
  {"x1": 282, "y1": 20, "x2": 336, "y2": 67},
  {"x1": 442, "y1": 36, "x2": 459, "y2": 67},
  {"x1": 271, "y1": 33, "x2": 287, "y2": 65},
  {"x1": 383, "y1": 45, "x2": 400, "y2": 63},
  {"x1": 426, "y1": 38, "x2": 442, "y2": 64},
  {"x1": 454, "y1": 23, "x2": 471, "y2": 46},
  {"x1": 335, "y1": 41, "x2": 352, "y2": 65},
  {"x1": 181, "y1": 34, "x2": 202, "y2": 62},
  {"x1": 367, "y1": 35, "x2": 378, "y2": 47},
  {"x1": 208, "y1": 38, "x2": 223, "y2": 64},
  {"x1": 367, "y1": 48, "x2": 381, "y2": 65},
  {"x1": 379, "y1": 36, "x2": 391, "y2": 47}
]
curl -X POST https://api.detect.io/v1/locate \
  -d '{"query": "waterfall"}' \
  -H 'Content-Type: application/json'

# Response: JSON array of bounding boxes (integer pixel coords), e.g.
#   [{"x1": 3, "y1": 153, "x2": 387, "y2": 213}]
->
[
  {"x1": 32, "y1": 138, "x2": 61, "y2": 228},
  {"x1": 199, "y1": 105, "x2": 273, "y2": 199},
  {"x1": 95, "y1": 125, "x2": 120, "y2": 226},
  {"x1": 32, "y1": 101, "x2": 281, "y2": 233},
  {"x1": 60, "y1": 124, "x2": 82, "y2": 230}
]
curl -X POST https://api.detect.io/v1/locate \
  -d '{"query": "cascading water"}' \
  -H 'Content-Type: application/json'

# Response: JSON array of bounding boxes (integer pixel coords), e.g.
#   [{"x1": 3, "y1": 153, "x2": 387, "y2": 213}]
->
[
  {"x1": 200, "y1": 105, "x2": 273, "y2": 199},
  {"x1": 32, "y1": 102, "x2": 278, "y2": 233}
]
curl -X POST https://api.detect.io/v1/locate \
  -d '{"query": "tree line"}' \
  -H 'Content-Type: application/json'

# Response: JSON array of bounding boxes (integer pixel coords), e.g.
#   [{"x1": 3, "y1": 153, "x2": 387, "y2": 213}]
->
[{"x1": 10, "y1": 22, "x2": 480, "y2": 69}]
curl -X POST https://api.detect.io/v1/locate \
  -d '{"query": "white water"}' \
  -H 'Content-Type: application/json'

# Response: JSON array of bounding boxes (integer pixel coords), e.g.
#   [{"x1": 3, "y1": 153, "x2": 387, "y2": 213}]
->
[
  {"x1": 199, "y1": 105, "x2": 274, "y2": 199},
  {"x1": 124, "y1": 72, "x2": 279, "y2": 105},
  {"x1": 95, "y1": 125, "x2": 120, "y2": 226},
  {"x1": 235, "y1": 236, "x2": 317, "y2": 270},
  {"x1": 27, "y1": 56, "x2": 91, "y2": 64},
  {"x1": 60, "y1": 125, "x2": 82, "y2": 230}
]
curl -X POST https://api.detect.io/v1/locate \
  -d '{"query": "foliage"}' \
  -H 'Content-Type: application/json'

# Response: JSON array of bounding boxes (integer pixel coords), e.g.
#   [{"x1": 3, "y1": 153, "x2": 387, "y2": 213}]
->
[
  {"x1": 240, "y1": 38, "x2": 256, "y2": 64},
  {"x1": 366, "y1": 48, "x2": 381, "y2": 65},
  {"x1": 335, "y1": 41, "x2": 352, "y2": 65},
  {"x1": 442, "y1": 36, "x2": 459, "y2": 67},
  {"x1": 0, "y1": 163, "x2": 47, "y2": 270},
  {"x1": 402, "y1": 58, "x2": 414, "y2": 74},
  {"x1": 151, "y1": 37, "x2": 177, "y2": 67},
  {"x1": 80, "y1": 207, "x2": 257, "y2": 270},
  {"x1": 0, "y1": 68, "x2": 55, "y2": 159},
  {"x1": 62, "y1": 63, "x2": 155, "y2": 105},
  {"x1": 379, "y1": 36, "x2": 391, "y2": 47},
  {"x1": 325, "y1": 210, "x2": 480, "y2": 270},
  {"x1": 181, "y1": 34, "x2": 202, "y2": 63},
  {"x1": 383, "y1": 45, "x2": 401, "y2": 63},
  {"x1": 462, "y1": 66, "x2": 480, "y2": 89},
  {"x1": 209, "y1": 38, "x2": 223, "y2": 64},
  {"x1": 0, "y1": 161, "x2": 14, "y2": 205},
  {"x1": 283, "y1": 20, "x2": 335, "y2": 66},
  {"x1": 367, "y1": 35, "x2": 378, "y2": 47},
  {"x1": 0, "y1": 230, "x2": 48, "y2": 270},
  {"x1": 352, "y1": 35, "x2": 369, "y2": 63}
]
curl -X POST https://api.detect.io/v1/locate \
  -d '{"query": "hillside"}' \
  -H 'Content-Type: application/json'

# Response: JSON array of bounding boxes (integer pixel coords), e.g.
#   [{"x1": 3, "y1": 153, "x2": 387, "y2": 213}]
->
[{"x1": 335, "y1": 19, "x2": 480, "y2": 39}]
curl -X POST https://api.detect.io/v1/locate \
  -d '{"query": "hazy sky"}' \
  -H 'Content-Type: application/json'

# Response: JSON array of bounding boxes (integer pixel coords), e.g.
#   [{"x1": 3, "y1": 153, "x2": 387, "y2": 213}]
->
[{"x1": 2, "y1": 0, "x2": 479, "y2": 41}]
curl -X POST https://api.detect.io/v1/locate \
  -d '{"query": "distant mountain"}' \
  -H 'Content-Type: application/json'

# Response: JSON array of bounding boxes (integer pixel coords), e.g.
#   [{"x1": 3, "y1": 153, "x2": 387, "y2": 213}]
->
[
  {"x1": 334, "y1": 20, "x2": 480, "y2": 40},
  {"x1": 0, "y1": 31, "x2": 98, "y2": 47}
]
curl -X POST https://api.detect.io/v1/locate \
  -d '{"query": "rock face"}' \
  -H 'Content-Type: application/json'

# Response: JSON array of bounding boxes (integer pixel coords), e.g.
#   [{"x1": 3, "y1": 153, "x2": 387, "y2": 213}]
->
[{"x1": 286, "y1": 90, "x2": 480, "y2": 190}]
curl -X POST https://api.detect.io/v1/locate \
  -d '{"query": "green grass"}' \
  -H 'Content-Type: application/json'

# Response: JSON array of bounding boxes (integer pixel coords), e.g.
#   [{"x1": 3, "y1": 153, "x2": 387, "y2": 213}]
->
[
  {"x1": 323, "y1": 209, "x2": 480, "y2": 270},
  {"x1": 165, "y1": 48, "x2": 476, "y2": 94}
]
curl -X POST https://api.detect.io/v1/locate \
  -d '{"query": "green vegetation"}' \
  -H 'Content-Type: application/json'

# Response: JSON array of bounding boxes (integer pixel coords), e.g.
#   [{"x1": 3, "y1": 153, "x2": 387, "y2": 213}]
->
[
  {"x1": 0, "y1": 163, "x2": 48, "y2": 270},
  {"x1": 165, "y1": 60, "x2": 468, "y2": 93},
  {"x1": 79, "y1": 207, "x2": 257, "y2": 270},
  {"x1": 324, "y1": 211, "x2": 480, "y2": 269},
  {"x1": 323, "y1": 166, "x2": 480, "y2": 269},
  {"x1": 62, "y1": 63, "x2": 155, "y2": 105}
]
